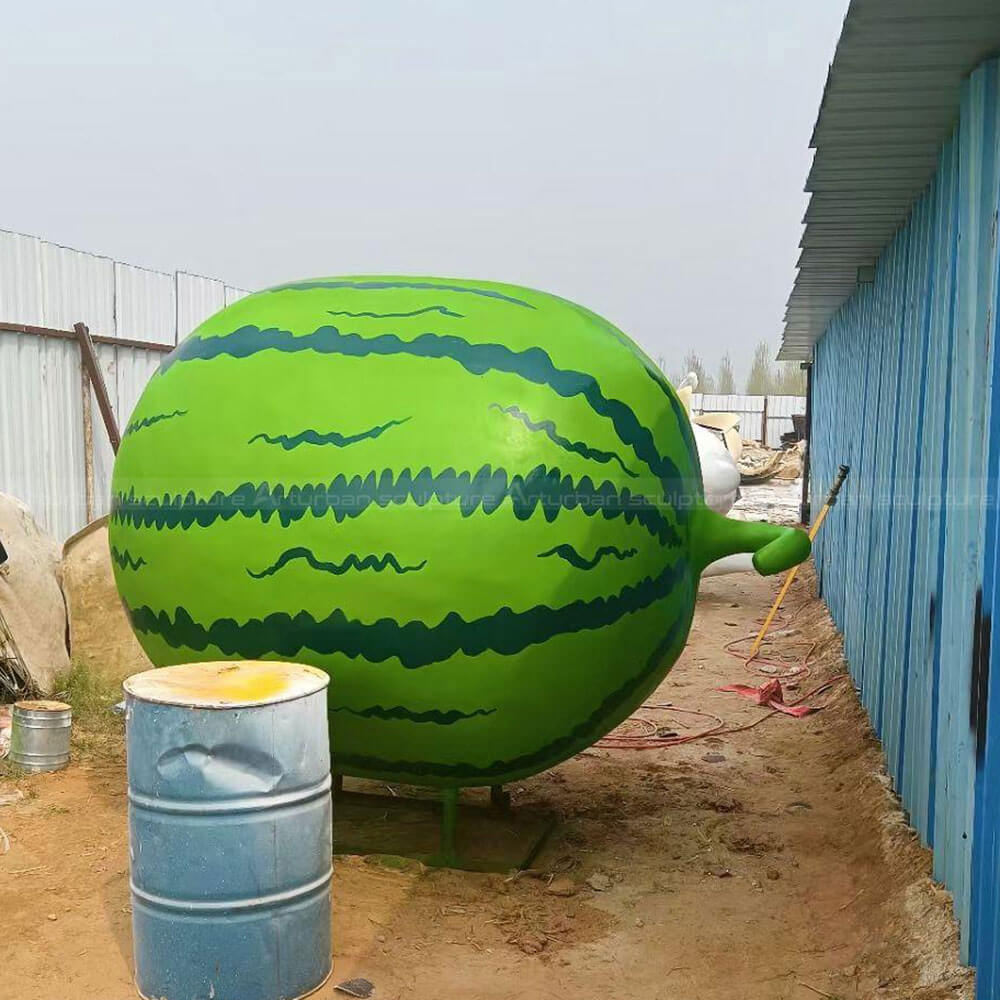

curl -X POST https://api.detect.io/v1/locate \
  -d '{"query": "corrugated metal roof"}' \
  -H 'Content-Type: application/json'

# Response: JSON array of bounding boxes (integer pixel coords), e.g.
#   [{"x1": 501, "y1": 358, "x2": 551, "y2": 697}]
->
[{"x1": 779, "y1": 0, "x2": 1000, "y2": 360}]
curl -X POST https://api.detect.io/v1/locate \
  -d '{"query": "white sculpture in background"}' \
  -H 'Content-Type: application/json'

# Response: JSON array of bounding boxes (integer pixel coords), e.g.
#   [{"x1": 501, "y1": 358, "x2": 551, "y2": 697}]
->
[
  {"x1": 673, "y1": 373, "x2": 741, "y2": 515},
  {"x1": 673, "y1": 373, "x2": 754, "y2": 578}
]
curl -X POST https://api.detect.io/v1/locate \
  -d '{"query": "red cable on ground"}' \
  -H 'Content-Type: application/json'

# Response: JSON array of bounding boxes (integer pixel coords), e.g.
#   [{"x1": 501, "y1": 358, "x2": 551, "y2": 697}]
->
[
  {"x1": 709, "y1": 675, "x2": 846, "y2": 738},
  {"x1": 595, "y1": 591, "x2": 845, "y2": 751}
]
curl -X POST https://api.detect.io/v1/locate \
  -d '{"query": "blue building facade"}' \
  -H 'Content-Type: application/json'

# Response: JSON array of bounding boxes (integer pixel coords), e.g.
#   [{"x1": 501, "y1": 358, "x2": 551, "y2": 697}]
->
[{"x1": 807, "y1": 56, "x2": 1000, "y2": 991}]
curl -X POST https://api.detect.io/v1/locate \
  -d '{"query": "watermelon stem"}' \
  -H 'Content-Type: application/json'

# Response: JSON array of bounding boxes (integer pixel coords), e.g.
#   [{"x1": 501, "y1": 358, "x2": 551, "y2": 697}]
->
[{"x1": 691, "y1": 506, "x2": 811, "y2": 577}]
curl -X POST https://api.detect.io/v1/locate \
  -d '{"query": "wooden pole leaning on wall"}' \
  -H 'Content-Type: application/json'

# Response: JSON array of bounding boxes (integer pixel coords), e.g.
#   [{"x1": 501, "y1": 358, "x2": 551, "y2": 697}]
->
[
  {"x1": 748, "y1": 464, "x2": 851, "y2": 660},
  {"x1": 74, "y1": 321, "x2": 120, "y2": 454},
  {"x1": 80, "y1": 362, "x2": 96, "y2": 522}
]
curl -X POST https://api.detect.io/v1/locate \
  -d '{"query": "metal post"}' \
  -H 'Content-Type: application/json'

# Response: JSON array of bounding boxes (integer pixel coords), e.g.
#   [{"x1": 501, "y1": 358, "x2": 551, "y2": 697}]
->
[{"x1": 800, "y1": 360, "x2": 813, "y2": 524}]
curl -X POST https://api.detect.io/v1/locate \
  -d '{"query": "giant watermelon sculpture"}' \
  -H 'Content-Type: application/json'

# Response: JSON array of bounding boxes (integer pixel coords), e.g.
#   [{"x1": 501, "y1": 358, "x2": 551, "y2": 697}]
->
[{"x1": 110, "y1": 277, "x2": 809, "y2": 842}]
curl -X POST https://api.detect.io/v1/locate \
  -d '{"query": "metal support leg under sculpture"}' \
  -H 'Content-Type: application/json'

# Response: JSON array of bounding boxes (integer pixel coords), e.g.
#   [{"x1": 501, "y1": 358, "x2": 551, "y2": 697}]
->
[
  {"x1": 438, "y1": 787, "x2": 459, "y2": 866},
  {"x1": 490, "y1": 784, "x2": 511, "y2": 813}
]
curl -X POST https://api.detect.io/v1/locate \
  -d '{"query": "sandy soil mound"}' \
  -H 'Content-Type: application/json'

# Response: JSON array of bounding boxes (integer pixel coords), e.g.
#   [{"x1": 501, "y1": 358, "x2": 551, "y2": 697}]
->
[
  {"x1": 0, "y1": 493, "x2": 69, "y2": 693},
  {"x1": 62, "y1": 517, "x2": 152, "y2": 687}
]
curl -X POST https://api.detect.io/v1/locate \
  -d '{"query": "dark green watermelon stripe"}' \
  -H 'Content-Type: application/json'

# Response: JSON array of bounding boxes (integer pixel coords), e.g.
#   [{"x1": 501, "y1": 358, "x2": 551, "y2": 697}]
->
[
  {"x1": 110, "y1": 546, "x2": 146, "y2": 571},
  {"x1": 159, "y1": 324, "x2": 689, "y2": 506},
  {"x1": 488, "y1": 403, "x2": 638, "y2": 479},
  {"x1": 269, "y1": 279, "x2": 534, "y2": 309},
  {"x1": 537, "y1": 543, "x2": 637, "y2": 570},
  {"x1": 110, "y1": 465, "x2": 681, "y2": 545},
  {"x1": 327, "y1": 306, "x2": 464, "y2": 319},
  {"x1": 248, "y1": 417, "x2": 410, "y2": 451},
  {"x1": 334, "y1": 607, "x2": 690, "y2": 780},
  {"x1": 124, "y1": 557, "x2": 688, "y2": 669},
  {"x1": 645, "y1": 368, "x2": 698, "y2": 460},
  {"x1": 330, "y1": 704, "x2": 496, "y2": 725},
  {"x1": 123, "y1": 410, "x2": 187, "y2": 436},
  {"x1": 248, "y1": 547, "x2": 426, "y2": 579}
]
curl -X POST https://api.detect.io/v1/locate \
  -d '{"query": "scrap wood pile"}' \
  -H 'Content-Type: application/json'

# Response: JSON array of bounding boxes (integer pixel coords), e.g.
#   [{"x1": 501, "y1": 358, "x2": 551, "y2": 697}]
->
[{"x1": 738, "y1": 440, "x2": 805, "y2": 484}]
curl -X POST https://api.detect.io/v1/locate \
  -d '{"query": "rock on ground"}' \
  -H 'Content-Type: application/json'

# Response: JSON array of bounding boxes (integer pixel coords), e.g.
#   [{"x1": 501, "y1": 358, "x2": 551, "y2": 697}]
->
[{"x1": 0, "y1": 492, "x2": 69, "y2": 693}]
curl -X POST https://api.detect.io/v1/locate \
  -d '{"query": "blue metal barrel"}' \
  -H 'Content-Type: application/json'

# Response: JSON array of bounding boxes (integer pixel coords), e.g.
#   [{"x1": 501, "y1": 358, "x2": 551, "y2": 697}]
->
[{"x1": 124, "y1": 661, "x2": 332, "y2": 1000}]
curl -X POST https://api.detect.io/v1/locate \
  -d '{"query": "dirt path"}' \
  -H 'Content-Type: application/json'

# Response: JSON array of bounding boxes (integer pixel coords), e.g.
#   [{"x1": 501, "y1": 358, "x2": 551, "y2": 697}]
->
[{"x1": 0, "y1": 568, "x2": 971, "y2": 1000}]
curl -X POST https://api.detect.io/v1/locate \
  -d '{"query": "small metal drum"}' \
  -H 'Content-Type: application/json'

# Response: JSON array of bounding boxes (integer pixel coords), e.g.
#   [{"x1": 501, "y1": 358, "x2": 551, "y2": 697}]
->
[
  {"x1": 10, "y1": 700, "x2": 72, "y2": 772},
  {"x1": 124, "y1": 660, "x2": 332, "y2": 1000}
]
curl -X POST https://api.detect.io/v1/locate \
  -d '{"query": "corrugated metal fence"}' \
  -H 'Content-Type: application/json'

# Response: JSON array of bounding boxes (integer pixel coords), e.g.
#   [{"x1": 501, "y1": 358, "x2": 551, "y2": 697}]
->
[
  {"x1": 689, "y1": 393, "x2": 805, "y2": 447},
  {"x1": 0, "y1": 230, "x2": 248, "y2": 540},
  {"x1": 809, "y1": 57, "x2": 1000, "y2": 991}
]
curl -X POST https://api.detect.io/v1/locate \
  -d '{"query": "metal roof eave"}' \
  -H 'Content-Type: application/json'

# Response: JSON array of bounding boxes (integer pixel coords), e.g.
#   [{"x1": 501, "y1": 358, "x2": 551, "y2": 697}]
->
[{"x1": 778, "y1": 0, "x2": 1000, "y2": 361}]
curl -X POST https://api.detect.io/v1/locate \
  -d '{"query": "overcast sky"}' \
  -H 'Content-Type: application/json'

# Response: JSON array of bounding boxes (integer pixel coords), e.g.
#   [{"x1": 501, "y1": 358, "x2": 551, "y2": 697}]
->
[{"x1": 3, "y1": 0, "x2": 846, "y2": 383}]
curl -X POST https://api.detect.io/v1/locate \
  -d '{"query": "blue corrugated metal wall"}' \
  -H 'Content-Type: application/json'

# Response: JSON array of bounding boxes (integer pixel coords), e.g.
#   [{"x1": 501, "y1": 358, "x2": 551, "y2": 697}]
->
[{"x1": 810, "y1": 57, "x2": 1000, "y2": 990}]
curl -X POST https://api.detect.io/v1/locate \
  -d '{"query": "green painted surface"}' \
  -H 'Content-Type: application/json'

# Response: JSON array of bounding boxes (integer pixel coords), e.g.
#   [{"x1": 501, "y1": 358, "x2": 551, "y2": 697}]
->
[{"x1": 109, "y1": 276, "x2": 809, "y2": 786}]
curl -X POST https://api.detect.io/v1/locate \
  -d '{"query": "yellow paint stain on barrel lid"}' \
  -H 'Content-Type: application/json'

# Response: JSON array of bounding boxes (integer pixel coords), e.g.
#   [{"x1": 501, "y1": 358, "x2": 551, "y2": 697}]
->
[{"x1": 123, "y1": 661, "x2": 329, "y2": 709}]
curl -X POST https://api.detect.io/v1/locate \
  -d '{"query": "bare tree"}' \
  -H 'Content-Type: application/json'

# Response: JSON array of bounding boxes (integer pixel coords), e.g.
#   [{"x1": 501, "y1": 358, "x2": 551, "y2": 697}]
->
[
  {"x1": 716, "y1": 352, "x2": 736, "y2": 394},
  {"x1": 775, "y1": 361, "x2": 807, "y2": 394},
  {"x1": 682, "y1": 351, "x2": 715, "y2": 393},
  {"x1": 745, "y1": 340, "x2": 777, "y2": 395}
]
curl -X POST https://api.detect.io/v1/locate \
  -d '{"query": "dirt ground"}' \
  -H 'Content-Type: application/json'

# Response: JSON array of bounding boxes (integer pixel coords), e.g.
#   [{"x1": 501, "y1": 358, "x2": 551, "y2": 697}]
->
[{"x1": 0, "y1": 565, "x2": 972, "y2": 1000}]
